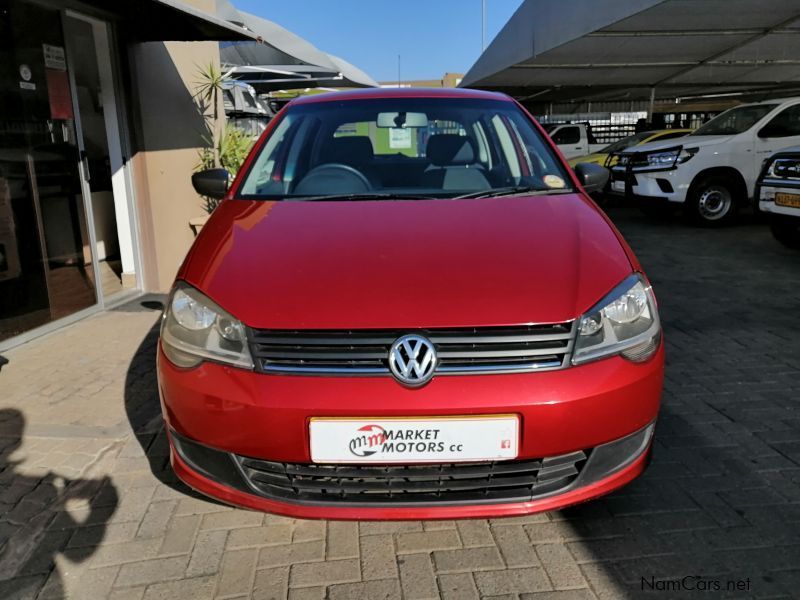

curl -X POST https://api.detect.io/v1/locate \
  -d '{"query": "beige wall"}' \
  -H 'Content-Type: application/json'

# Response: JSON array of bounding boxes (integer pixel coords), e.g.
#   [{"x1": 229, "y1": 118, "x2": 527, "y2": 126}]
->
[{"x1": 128, "y1": 0, "x2": 222, "y2": 292}]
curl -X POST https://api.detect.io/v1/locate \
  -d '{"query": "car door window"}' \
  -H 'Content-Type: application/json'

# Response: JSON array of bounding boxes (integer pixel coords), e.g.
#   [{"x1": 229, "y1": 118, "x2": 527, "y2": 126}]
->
[
  {"x1": 552, "y1": 126, "x2": 580, "y2": 145},
  {"x1": 760, "y1": 105, "x2": 800, "y2": 138}
]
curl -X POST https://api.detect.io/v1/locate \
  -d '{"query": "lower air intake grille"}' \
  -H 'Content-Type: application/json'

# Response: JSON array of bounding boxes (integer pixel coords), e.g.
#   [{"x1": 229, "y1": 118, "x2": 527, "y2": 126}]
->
[{"x1": 234, "y1": 451, "x2": 588, "y2": 506}]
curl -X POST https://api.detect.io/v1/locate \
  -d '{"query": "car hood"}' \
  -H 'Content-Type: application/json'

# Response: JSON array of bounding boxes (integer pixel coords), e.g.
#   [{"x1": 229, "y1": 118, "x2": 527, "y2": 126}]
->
[
  {"x1": 568, "y1": 153, "x2": 606, "y2": 167},
  {"x1": 182, "y1": 195, "x2": 633, "y2": 329},
  {"x1": 624, "y1": 135, "x2": 734, "y2": 155}
]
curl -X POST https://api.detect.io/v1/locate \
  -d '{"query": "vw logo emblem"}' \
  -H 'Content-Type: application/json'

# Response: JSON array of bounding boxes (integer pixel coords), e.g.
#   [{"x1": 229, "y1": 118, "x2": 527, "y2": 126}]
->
[{"x1": 388, "y1": 335, "x2": 437, "y2": 386}]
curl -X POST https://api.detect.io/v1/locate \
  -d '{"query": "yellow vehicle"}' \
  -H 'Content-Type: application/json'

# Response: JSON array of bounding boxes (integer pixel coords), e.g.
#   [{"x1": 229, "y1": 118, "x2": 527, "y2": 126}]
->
[{"x1": 568, "y1": 129, "x2": 693, "y2": 168}]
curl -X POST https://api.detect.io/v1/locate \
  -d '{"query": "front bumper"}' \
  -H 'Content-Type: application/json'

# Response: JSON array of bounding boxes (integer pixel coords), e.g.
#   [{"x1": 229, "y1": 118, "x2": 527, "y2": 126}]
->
[
  {"x1": 759, "y1": 184, "x2": 800, "y2": 218},
  {"x1": 609, "y1": 167, "x2": 689, "y2": 203},
  {"x1": 158, "y1": 342, "x2": 663, "y2": 519}
]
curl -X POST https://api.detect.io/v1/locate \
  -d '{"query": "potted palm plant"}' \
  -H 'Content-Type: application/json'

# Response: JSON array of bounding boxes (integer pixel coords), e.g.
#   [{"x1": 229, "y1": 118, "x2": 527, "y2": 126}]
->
[{"x1": 190, "y1": 63, "x2": 254, "y2": 235}]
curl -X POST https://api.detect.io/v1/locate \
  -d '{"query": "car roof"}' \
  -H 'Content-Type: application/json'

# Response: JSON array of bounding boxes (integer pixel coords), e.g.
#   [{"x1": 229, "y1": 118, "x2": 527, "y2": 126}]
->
[
  {"x1": 290, "y1": 87, "x2": 511, "y2": 106},
  {"x1": 732, "y1": 97, "x2": 800, "y2": 108}
]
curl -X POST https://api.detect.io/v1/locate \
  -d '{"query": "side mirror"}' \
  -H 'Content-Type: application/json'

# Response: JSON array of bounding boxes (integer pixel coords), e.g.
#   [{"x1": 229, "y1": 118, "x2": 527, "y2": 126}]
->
[
  {"x1": 192, "y1": 168, "x2": 230, "y2": 199},
  {"x1": 574, "y1": 162, "x2": 609, "y2": 194}
]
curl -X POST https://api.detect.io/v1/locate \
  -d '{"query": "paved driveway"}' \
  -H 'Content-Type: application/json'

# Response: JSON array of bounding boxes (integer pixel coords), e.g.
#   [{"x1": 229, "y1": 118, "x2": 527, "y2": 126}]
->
[{"x1": 1, "y1": 206, "x2": 799, "y2": 599}]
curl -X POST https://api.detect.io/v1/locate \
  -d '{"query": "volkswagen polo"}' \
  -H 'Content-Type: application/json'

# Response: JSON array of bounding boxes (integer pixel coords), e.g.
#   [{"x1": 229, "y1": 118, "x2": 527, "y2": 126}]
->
[{"x1": 158, "y1": 88, "x2": 664, "y2": 520}]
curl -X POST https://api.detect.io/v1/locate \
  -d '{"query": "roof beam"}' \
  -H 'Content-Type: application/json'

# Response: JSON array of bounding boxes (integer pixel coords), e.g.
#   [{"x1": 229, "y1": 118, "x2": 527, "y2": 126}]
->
[
  {"x1": 587, "y1": 29, "x2": 800, "y2": 37},
  {"x1": 511, "y1": 60, "x2": 800, "y2": 69},
  {"x1": 655, "y1": 10, "x2": 800, "y2": 86}
]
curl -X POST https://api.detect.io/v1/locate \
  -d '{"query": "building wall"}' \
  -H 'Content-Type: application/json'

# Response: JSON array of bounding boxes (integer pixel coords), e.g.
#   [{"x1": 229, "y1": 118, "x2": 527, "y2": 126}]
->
[
  {"x1": 127, "y1": 0, "x2": 221, "y2": 292},
  {"x1": 379, "y1": 72, "x2": 464, "y2": 89}
]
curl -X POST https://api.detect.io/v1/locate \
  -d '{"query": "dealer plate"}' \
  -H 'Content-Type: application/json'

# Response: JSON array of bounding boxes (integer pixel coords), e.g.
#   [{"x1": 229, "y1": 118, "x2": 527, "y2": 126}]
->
[
  {"x1": 775, "y1": 192, "x2": 800, "y2": 208},
  {"x1": 309, "y1": 415, "x2": 519, "y2": 464}
]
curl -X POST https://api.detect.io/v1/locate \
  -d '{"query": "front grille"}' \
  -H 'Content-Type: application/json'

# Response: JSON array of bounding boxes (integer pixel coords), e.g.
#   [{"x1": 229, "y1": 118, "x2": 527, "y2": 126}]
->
[
  {"x1": 235, "y1": 451, "x2": 588, "y2": 505},
  {"x1": 760, "y1": 155, "x2": 800, "y2": 189},
  {"x1": 249, "y1": 323, "x2": 575, "y2": 376}
]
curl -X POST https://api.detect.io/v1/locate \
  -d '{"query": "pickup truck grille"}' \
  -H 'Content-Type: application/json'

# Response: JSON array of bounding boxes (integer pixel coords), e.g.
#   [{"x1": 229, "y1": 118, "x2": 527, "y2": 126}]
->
[
  {"x1": 249, "y1": 323, "x2": 575, "y2": 376},
  {"x1": 760, "y1": 154, "x2": 800, "y2": 189},
  {"x1": 235, "y1": 451, "x2": 588, "y2": 505}
]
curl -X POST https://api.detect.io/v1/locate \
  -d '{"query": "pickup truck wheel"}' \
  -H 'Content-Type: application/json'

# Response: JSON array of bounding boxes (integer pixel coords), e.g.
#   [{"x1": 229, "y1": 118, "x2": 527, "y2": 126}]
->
[
  {"x1": 770, "y1": 217, "x2": 800, "y2": 249},
  {"x1": 687, "y1": 177, "x2": 737, "y2": 226}
]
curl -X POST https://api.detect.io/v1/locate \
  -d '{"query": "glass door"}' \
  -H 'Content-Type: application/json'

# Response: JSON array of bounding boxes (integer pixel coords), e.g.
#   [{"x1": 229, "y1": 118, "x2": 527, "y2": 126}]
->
[
  {"x1": 0, "y1": 0, "x2": 97, "y2": 343},
  {"x1": 63, "y1": 12, "x2": 137, "y2": 302}
]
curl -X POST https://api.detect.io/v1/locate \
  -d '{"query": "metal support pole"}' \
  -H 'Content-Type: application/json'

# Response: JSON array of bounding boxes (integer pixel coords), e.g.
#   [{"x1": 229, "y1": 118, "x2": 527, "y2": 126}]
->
[
  {"x1": 481, "y1": 0, "x2": 486, "y2": 51},
  {"x1": 648, "y1": 87, "x2": 656, "y2": 123}
]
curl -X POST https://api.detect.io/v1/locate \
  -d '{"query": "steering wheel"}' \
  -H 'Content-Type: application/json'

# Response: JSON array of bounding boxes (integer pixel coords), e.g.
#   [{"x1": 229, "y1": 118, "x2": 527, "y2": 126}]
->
[{"x1": 293, "y1": 163, "x2": 372, "y2": 195}]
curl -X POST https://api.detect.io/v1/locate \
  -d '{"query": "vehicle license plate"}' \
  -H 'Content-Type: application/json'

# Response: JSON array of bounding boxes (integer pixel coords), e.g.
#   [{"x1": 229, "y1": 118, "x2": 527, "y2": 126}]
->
[
  {"x1": 775, "y1": 192, "x2": 800, "y2": 208},
  {"x1": 309, "y1": 415, "x2": 519, "y2": 463}
]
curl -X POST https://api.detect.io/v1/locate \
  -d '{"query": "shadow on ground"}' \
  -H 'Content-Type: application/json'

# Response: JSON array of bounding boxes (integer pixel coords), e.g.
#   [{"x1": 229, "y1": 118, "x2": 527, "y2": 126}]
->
[
  {"x1": 0, "y1": 409, "x2": 119, "y2": 598},
  {"x1": 552, "y1": 204, "x2": 800, "y2": 598}
]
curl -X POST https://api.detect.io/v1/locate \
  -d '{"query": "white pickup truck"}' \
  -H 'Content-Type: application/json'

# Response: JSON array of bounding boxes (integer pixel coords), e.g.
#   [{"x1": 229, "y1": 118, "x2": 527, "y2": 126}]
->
[
  {"x1": 757, "y1": 146, "x2": 800, "y2": 248},
  {"x1": 610, "y1": 97, "x2": 800, "y2": 225},
  {"x1": 542, "y1": 123, "x2": 605, "y2": 159}
]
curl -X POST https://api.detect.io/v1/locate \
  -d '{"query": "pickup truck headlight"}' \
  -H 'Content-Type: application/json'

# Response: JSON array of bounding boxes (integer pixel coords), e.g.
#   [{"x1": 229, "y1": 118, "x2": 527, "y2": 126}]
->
[
  {"x1": 633, "y1": 147, "x2": 697, "y2": 171},
  {"x1": 764, "y1": 156, "x2": 800, "y2": 180},
  {"x1": 573, "y1": 274, "x2": 661, "y2": 365},
  {"x1": 160, "y1": 282, "x2": 253, "y2": 369},
  {"x1": 646, "y1": 149, "x2": 680, "y2": 168}
]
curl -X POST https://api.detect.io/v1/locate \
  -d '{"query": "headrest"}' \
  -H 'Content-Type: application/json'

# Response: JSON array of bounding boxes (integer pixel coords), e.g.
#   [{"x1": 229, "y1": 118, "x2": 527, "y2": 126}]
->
[
  {"x1": 426, "y1": 135, "x2": 476, "y2": 166},
  {"x1": 321, "y1": 136, "x2": 374, "y2": 165}
]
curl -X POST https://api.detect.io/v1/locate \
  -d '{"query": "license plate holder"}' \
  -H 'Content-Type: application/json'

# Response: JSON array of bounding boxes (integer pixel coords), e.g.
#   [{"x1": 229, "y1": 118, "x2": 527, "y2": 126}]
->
[{"x1": 309, "y1": 415, "x2": 520, "y2": 464}]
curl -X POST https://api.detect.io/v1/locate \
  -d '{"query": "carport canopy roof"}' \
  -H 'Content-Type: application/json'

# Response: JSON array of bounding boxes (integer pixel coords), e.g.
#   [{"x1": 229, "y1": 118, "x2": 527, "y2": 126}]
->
[
  {"x1": 118, "y1": 0, "x2": 258, "y2": 42},
  {"x1": 112, "y1": 0, "x2": 376, "y2": 88},
  {"x1": 217, "y1": 3, "x2": 378, "y2": 89},
  {"x1": 461, "y1": 0, "x2": 800, "y2": 103}
]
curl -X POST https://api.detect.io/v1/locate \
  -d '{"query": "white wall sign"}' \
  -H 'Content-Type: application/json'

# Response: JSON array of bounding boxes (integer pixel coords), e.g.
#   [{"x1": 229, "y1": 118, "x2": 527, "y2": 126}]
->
[{"x1": 43, "y1": 44, "x2": 67, "y2": 71}]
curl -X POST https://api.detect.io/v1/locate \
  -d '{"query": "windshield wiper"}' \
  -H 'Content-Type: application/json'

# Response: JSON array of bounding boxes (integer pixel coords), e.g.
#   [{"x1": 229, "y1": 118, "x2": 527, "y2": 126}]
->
[
  {"x1": 286, "y1": 192, "x2": 439, "y2": 202},
  {"x1": 454, "y1": 186, "x2": 572, "y2": 199}
]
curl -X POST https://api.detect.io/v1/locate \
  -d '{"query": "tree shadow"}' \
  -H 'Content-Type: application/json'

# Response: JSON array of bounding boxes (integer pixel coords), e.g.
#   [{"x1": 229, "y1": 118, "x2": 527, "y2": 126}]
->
[
  {"x1": 120, "y1": 296, "x2": 219, "y2": 502},
  {"x1": 0, "y1": 409, "x2": 119, "y2": 599},
  {"x1": 549, "y1": 206, "x2": 800, "y2": 598}
]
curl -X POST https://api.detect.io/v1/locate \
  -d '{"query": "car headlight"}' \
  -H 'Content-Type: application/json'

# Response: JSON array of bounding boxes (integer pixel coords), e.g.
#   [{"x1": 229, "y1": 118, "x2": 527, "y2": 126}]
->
[
  {"x1": 765, "y1": 156, "x2": 800, "y2": 180},
  {"x1": 646, "y1": 149, "x2": 679, "y2": 168},
  {"x1": 160, "y1": 282, "x2": 253, "y2": 369},
  {"x1": 634, "y1": 147, "x2": 697, "y2": 171},
  {"x1": 573, "y1": 274, "x2": 661, "y2": 365}
]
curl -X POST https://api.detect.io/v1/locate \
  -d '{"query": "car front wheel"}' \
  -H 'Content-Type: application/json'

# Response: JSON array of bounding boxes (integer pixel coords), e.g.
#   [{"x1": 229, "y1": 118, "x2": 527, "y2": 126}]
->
[
  {"x1": 770, "y1": 216, "x2": 800, "y2": 249},
  {"x1": 687, "y1": 176, "x2": 737, "y2": 226}
]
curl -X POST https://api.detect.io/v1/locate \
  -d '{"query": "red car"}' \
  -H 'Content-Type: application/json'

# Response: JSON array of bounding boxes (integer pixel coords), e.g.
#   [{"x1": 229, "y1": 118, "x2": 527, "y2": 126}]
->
[{"x1": 158, "y1": 88, "x2": 664, "y2": 520}]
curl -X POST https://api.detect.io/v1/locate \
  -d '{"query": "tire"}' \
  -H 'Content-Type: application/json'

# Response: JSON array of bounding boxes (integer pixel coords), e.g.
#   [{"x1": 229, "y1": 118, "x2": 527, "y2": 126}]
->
[
  {"x1": 770, "y1": 217, "x2": 800, "y2": 249},
  {"x1": 686, "y1": 176, "x2": 738, "y2": 226}
]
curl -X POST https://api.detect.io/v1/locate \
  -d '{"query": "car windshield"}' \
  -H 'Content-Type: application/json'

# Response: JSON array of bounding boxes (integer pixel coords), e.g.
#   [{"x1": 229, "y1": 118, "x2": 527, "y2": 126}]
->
[
  {"x1": 237, "y1": 97, "x2": 572, "y2": 200},
  {"x1": 600, "y1": 132, "x2": 653, "y2": 154},
  {"x1": 691, "y1": 104, "x2": 778, "y2": 136}
]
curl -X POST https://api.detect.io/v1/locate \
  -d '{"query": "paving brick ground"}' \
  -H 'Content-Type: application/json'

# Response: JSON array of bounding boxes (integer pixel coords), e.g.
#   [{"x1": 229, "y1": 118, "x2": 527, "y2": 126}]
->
[{"x1": 1, "y1": 204, "x2": 799, "y2": 599}]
